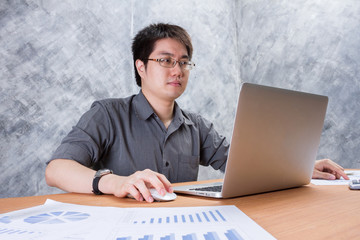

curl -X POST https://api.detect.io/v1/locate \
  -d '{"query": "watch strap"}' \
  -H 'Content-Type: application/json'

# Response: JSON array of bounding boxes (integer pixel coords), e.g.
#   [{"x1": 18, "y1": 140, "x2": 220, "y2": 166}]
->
[
  {"x1": 92, "y1": 176, "x2": 103, "y2": 195},
  {"x1": 92, "y1": 169, "x2": 112, "y2": 195}
]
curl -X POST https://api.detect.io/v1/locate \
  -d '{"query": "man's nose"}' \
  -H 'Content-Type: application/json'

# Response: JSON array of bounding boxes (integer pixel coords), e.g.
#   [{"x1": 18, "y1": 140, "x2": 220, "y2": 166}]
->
[{"x1": 171, "y1": 61, "x2": 183, "y2": 75}]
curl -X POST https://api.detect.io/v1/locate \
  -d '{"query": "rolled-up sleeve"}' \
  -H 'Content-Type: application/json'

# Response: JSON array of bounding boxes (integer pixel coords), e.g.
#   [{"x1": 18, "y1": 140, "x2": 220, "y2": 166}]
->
[{"x1": 49, "y1": 102, "x2": 112, "y2": 167}]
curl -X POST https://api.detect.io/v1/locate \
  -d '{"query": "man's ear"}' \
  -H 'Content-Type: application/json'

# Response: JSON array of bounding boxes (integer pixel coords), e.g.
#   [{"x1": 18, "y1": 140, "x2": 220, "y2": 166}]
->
[{"x1": 135, "y1": 59, "x2": 146, "y2": 79}]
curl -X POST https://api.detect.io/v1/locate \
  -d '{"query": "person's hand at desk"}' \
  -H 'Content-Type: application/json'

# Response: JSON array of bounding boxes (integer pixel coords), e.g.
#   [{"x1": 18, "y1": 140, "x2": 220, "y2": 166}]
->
[
  {"x1": 312, "y1": 159, "x2": 349, "y2": 180},
  {"x1": 100, "y1": 169, "x2": 173, "y2": 202}
]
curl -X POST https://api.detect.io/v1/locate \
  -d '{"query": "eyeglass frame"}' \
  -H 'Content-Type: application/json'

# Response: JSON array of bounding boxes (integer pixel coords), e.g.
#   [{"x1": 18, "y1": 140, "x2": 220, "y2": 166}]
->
[{"x1": 146, "y1": 57, "x2": 195, "y2": 70}]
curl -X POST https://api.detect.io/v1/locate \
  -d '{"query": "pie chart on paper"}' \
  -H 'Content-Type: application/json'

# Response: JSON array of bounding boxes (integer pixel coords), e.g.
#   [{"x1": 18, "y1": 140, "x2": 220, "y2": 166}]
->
[{"x1": 24, "y1": 211, "x2": 90, "y2": 224}]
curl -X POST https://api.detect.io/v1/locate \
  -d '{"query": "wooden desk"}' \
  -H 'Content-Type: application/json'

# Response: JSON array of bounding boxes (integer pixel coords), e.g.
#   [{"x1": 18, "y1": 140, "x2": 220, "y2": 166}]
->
[{"x1": 1, "y1": 181, "x2": 359, "y2": 240}]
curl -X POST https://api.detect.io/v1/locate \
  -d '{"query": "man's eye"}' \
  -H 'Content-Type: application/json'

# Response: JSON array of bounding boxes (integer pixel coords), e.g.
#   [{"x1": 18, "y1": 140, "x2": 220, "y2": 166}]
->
[
  {"x1": 159, "y1": 58, "x2": 171, "y2": 63},
  {"x1": 179, "y1": 61, "x2": 189, "y2": 66}
]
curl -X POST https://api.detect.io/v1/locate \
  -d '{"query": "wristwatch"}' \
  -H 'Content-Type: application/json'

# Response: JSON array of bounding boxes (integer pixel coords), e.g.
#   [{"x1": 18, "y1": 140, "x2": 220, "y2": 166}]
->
[{"x1": 92, "y1": 169, "x2": 113, "y2": 195}]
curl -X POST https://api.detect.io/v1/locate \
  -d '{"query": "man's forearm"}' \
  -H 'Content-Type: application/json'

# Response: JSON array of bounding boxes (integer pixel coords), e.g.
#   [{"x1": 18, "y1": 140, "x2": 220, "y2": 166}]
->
[{"x1": 45, "y1": 159, "x2": 96, "y2": 193}]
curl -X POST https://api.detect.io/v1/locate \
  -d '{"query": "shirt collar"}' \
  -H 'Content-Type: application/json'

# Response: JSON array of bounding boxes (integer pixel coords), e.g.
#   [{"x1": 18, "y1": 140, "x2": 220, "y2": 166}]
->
[
  {"x1": 173, "y1": 102, "x2": 194, "y2": 126},
  {"x1": 133, "y1": 90, "x2": 155, "y2": 121},
  {"x1": 133, "y1": 90, "x2": 194, "y2": 126}
]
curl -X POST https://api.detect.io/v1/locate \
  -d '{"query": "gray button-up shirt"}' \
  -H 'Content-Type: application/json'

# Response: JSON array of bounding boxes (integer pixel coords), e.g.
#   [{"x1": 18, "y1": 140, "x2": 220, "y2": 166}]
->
[{"x1": 50, "y1": 91, "x2": 229, "y2": 183}]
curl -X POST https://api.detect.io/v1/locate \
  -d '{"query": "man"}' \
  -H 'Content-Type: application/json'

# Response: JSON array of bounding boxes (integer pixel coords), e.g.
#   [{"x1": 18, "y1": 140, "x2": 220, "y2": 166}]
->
[{"x1": 46, "y1": 23, "x2": 349, "y2": 203}]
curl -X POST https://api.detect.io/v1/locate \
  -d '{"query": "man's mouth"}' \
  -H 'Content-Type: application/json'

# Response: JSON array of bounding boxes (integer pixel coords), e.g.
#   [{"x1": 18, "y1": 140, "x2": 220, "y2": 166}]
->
[{"x1": 168, "y1": 80, "x2": 182, "y2": 86}]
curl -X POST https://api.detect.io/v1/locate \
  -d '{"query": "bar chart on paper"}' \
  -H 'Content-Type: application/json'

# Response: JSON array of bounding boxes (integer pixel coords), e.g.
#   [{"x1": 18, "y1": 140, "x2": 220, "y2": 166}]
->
[
  {"x1": 131, "y1": 208, "x2": 226, "y2": 225},
  {"x1": 116, "y1": 228, "x2": 245, "y2": 240},
  {"x1": 109, "y1": 206, "x2": 274, "y2": 240}
]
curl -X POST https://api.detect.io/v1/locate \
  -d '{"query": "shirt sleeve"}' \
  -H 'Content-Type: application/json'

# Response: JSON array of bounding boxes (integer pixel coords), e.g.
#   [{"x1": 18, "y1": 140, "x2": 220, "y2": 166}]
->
[
  {"x1": 196, "y1": 115, "x2": 229, "y2": 172},
  {"x1": 49, "y1": 101, "x2": 113, "y2": 167}
]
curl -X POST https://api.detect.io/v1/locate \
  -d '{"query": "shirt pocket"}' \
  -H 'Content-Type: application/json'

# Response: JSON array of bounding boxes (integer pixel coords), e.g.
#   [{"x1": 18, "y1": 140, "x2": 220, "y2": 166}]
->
[{"x1": 177, "y1": 154, "x2": 200, "y2": 182}]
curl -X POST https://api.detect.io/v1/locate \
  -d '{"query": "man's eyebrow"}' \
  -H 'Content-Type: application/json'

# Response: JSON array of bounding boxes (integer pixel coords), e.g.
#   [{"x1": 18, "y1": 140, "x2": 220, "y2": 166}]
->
[{"x1": 157, "y1": 52, "x2": 189, "y2": 59}]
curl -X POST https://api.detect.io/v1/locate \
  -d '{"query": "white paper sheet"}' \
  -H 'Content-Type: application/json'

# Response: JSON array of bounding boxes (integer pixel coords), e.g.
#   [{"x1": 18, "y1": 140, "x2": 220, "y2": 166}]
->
[
  {"x1": 310, "y1": 170, "x2": 360, "y2": 185},
  {"x1": 0, "y1": 199, "x2": 276, "y2": 240}
]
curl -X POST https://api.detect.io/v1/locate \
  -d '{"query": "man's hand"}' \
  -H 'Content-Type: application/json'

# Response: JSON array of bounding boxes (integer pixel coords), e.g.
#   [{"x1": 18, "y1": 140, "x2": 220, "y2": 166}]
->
[
  {"x1": 100, "y1": 169, "x2": 173, "y2": 203},
  {"x1": 312, "y1": 159, "x2": 349, "y2": 180}
]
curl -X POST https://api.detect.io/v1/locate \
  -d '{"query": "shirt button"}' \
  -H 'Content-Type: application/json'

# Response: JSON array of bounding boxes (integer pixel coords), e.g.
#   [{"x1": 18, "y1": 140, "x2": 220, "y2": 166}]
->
[{"x1": 165, "y1": 161, "x2": 170, "y2": 167}]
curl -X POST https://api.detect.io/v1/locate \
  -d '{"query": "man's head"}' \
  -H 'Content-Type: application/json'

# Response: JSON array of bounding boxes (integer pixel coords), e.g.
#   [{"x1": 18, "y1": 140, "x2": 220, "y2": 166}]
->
[{"x1": 132, "y1": 23, "x2": 193, "y2": 87}]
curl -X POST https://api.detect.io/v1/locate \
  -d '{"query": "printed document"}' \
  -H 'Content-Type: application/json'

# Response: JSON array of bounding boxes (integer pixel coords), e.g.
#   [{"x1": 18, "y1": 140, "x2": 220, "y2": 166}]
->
[
  {"x1": 311, "y1": 170, "x2": 360, "y2": 185},
  {"x1": 0, "y1": 199, "x2": 276, "y2": 240}
]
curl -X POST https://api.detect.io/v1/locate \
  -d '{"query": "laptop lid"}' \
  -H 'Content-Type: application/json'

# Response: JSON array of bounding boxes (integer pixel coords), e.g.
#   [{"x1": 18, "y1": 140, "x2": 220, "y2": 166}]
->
[{"x1": 173, "y1": 83, "x2": 328, "y2": 198}]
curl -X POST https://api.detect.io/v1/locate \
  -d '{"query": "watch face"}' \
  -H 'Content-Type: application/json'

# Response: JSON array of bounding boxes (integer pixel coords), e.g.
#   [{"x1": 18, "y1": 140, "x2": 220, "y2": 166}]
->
[{"x1": 95, "y1": 169, "x2": 112, "y2": 177}]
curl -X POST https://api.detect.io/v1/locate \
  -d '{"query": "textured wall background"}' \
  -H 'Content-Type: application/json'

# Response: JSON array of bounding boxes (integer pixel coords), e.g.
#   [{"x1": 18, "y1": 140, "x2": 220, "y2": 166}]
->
[
  {"x1": 237, "y1": 0, "x2": 360, "y2": 169},
  {"x1": 1, "y1": 0, "x2": 359, "y2": 198}
]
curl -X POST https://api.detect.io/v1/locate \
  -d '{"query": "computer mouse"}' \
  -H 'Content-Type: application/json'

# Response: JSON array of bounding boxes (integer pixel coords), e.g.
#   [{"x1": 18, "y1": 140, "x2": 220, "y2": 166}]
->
[
  {"x1": 127, "y1": 188, "x2": 177, "y2": 202},
  {"x1": 149, "y1": 188, "x2": 177, "y2": 202}
]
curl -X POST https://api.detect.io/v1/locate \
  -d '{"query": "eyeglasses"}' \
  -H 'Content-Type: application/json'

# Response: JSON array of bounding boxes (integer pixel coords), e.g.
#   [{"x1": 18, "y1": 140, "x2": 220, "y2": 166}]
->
[{"x1": 147, "y1": 58, "x2": 195, "y2": 71}]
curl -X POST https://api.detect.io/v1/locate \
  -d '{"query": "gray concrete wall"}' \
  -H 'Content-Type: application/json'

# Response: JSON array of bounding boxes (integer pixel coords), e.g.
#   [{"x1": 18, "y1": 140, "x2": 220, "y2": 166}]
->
[
  {"x1": 1, "y1": 0, "x2": 359, "y2": 198},
  {"x1": 237, "y1": 0, "x2": 360, "y2": 169}
]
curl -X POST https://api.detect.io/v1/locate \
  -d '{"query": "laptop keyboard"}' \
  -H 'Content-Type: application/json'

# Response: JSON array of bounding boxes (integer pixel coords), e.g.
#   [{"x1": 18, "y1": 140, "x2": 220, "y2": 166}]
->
[{"x1": 189, "y1": 185, "x2": 223, "y2": 192}]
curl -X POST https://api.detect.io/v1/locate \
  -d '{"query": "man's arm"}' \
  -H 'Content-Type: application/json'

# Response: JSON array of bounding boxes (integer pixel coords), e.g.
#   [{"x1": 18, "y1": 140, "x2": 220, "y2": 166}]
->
[
  {"x1": 45, "y1": 159, "x2": 95, "y2": 193},
  {"x1": 45, "y1": 159, "x2": 173, "y2": 202},
  {"x1": 312, "y1": 159, "x2": 349, "y2": 180}
]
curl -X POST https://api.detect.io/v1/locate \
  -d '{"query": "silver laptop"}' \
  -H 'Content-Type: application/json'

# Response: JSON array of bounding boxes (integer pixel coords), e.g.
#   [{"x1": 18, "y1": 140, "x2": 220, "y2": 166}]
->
[{"x1": 173, "y1": 82, "x2": 328, "y2": 198}]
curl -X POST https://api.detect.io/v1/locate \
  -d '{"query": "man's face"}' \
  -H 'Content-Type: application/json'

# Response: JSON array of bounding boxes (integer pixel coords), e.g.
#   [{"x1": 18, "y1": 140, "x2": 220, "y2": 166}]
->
[{"x1": 137, "y1": 38, "x2": 190, "y2": 103}]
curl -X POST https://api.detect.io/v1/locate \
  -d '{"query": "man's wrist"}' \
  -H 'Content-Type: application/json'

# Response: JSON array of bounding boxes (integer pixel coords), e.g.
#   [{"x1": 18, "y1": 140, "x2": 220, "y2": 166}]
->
[
  {"x1": 97, "y1": 173, "x2": 117, "y2": 195},
  {"x1": 92, "y1": 169, "x2": 113, "y2": 195}
]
